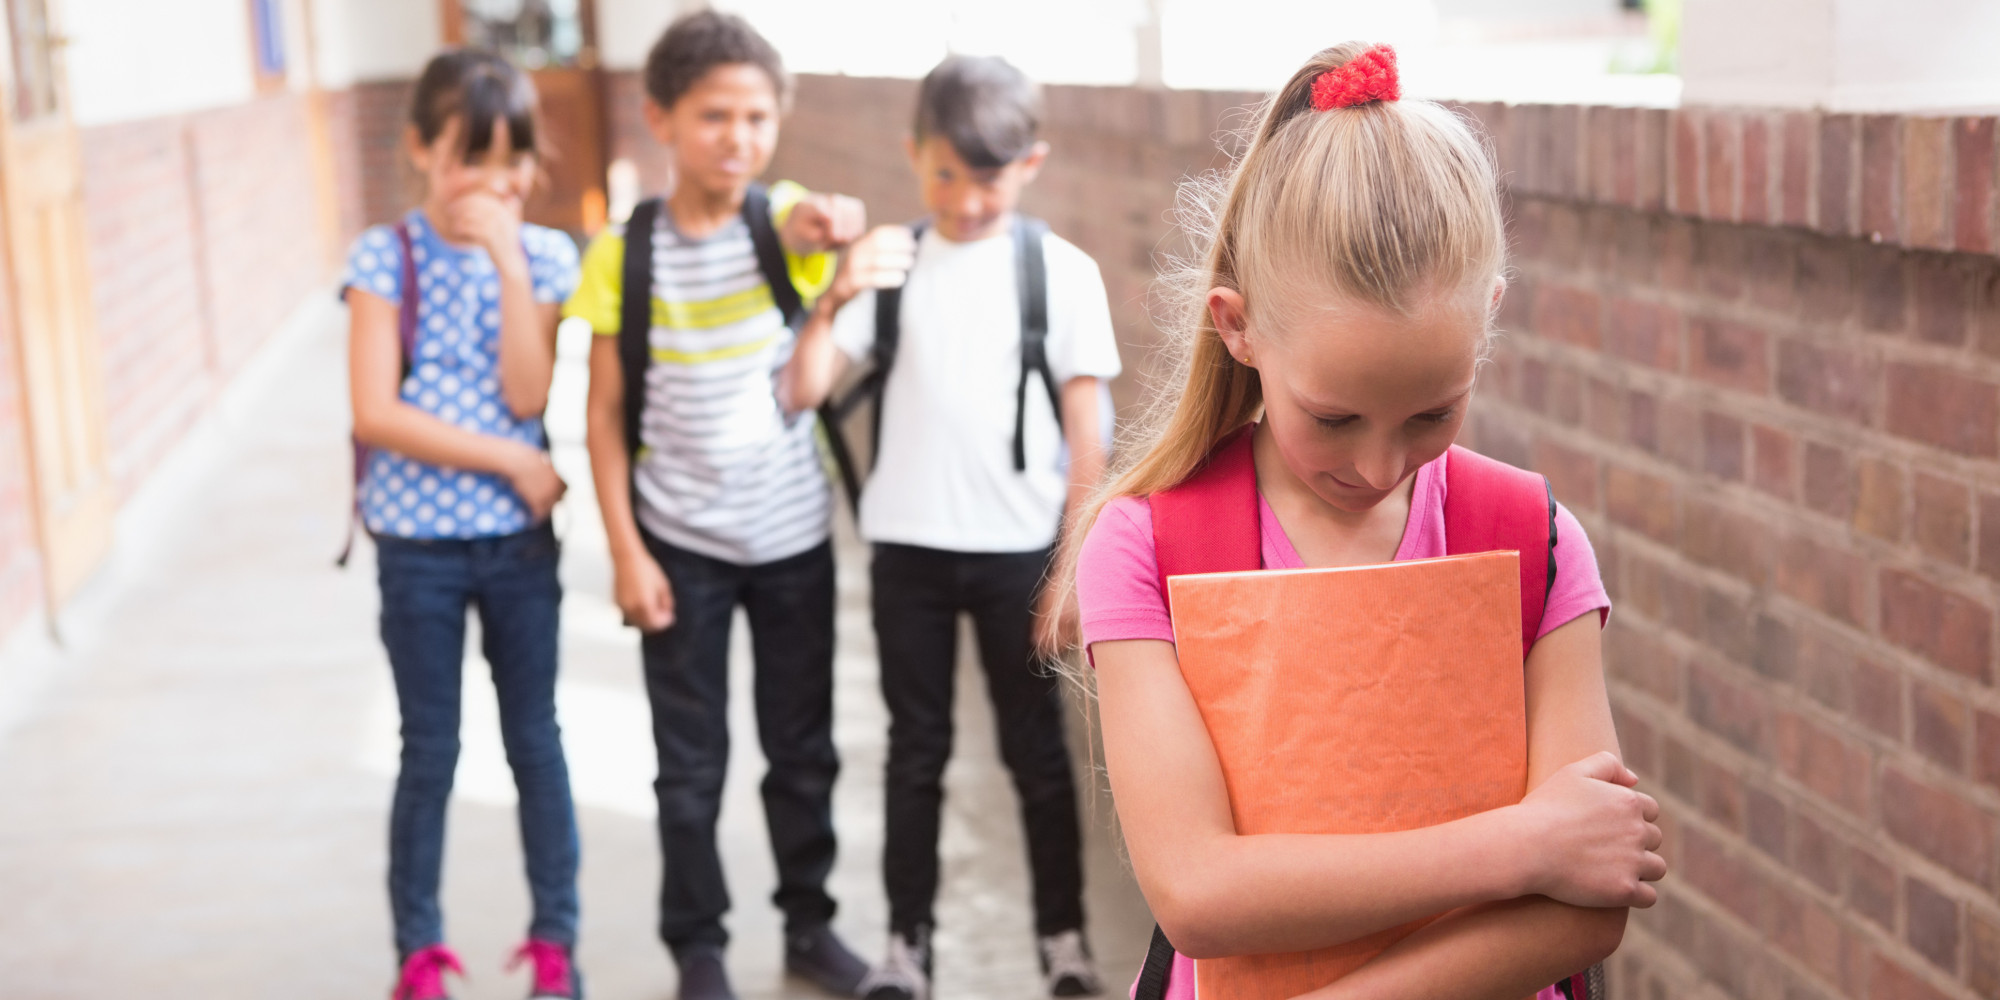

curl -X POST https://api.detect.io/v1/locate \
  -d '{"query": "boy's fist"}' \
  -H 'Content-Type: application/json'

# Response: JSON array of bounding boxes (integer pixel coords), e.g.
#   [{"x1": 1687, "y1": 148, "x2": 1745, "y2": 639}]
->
[
  {"x1": 782, "y1": 192, "x2": 867, "y2": 254},
  {"x1": 829, "y1": 225, "x2": 918, "y2": 308}
]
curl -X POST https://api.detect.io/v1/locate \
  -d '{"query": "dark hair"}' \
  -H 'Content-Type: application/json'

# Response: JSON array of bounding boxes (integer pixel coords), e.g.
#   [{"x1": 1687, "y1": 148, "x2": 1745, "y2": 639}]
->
[
  {"x1": 914, "y1": 55, "x2": 1042, "y2": 169},
  {"x1": 643, "y1": 9, "x2": 790, "y2": 111},
  {"x1": 410, "y1": 49, "x2": 542, "y2": 161}
]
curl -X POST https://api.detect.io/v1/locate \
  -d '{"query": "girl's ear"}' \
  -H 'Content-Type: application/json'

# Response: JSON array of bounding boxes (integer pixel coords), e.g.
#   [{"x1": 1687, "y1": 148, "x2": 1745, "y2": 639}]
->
[
  {"x1": 1489, "y1": 276, "x2": 1506, "y2": 314},
  {"x1": 1208, "y1": 287, "x2": 1255, "y2": 367}
]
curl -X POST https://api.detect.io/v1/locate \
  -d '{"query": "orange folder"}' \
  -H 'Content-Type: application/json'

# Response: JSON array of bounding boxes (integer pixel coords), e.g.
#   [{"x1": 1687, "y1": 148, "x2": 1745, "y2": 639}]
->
[{"x1": 1167, "y1": 551, "x2": 1529, "y2": 1000}]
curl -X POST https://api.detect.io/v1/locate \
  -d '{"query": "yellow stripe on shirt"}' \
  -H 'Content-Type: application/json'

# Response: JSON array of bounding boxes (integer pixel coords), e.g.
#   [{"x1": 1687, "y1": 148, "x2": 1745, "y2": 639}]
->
[
  {"x1": 651, "y1": 332, "x2": 780, "y2": 364},
  {"x1": 650, "y1": 284, "x2": 778, "y2": 331}
]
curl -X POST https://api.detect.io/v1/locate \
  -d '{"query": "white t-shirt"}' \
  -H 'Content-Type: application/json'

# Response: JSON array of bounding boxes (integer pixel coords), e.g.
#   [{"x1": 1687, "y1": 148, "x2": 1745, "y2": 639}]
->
[{"x1": 831, "y1": 223, "x2": 1123, "y2": 553}]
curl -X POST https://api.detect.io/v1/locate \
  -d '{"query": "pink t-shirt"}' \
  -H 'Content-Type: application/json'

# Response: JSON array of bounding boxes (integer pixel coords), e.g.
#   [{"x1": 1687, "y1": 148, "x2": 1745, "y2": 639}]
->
[{"x1": 1078, "y1": 455, "x2": 1609, "y2": 1000}]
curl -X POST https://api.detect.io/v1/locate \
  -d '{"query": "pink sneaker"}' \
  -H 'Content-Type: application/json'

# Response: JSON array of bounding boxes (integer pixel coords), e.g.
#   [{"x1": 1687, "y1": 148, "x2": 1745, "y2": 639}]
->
[
  {"x1": 393, "y1": 945, "x2": 465, "y2": 1000},
  {"x1": 510, "y1": 939, "x2": 581, "y2": 999}
]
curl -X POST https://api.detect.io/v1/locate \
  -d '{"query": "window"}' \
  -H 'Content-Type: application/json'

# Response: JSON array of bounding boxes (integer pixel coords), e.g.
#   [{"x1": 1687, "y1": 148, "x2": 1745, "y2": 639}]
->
[
  {"x1": 249, "y1": 0, "x2": 286, "y2": 91},
  {"x1": 6, "y1": 0, "x2": 59, "y2": 122},
  {"x1": 458, "y1": 0, "x2": 586, "y2": 70}
]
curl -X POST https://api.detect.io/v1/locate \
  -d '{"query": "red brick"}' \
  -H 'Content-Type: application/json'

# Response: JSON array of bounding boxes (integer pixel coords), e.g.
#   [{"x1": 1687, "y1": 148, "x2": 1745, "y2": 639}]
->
[
  {"x1": 1685, "y1": 498, "x2": 1774, "y2": 586},
  {"x1": 1775, "y1": 534, "x2": 1868, "y2": 626},
  {"x1": 1682, "y1": 825, "x2": 1763, "y2": 924},
  {"x1": 1797, "y1": 236, "x2": 1855, "y2": 324},
  {"x1": 1882, "y1": 569, "x2": 1995, "y2": 681},
  {"x1": 1981, "y1": 493, "x2": 2000, "y2": 581},
  {"x1": 1658, "y1": 397, "x2": 1705, "y2": 472},
  {"x1": 1886, "y1": 363, "x2": 2000, "y2": 457},
  {"x1": 1689, "y1": 317, "x2": 1770, "y2": 394},
  {"x1": 1707, "y1": 112, "x2": 1741, "y2": 220},
  {"x1": 1660, "y1": 216, "x2": 1697, "y2": 292},
  {"x1": 1776, "y1": 340, "x2": 1878, "y2": 422},
  {"x1": 1607, "y1": 621, "x2": 1683, "y2": 705},
  {"x1": 1871, "y1": 955, "x2": 1956, "y2": 1000},
  {"x1": 1804, "y1": 442, "x2": 1855, "y2": 519},
  {"x1": 1881, "y1": 766, "x2": 1995, "y2": 884},
  {"x1": 1791, "y1": 809, "x2": 1848, "y2": 894},
  {"x1": 1912, "y1": 253, "x2": 1972, "y2": 346},
  {"x1": 1637, "y1": 108, "x2": 1670, "y2": 211},
  {"x1": 1532, "y1": 283, "x2": 1601, "y2": 348},
  {"x1": 1914, "y1": 473, "x2": 1971, "y2": 565},
  {"x1": 1907, "y1": 875, "x2": 1962, "y2": 971},
  {"x1": 1979, "y1": 710, "x2": 2000, "y2": 793},
  {"x1": 1697, "y1": 225, "x2": 1749, "y2": 300},
  {"x1": 1862, "y1": 114, "x2": 1904, "y2": 240},
  {"x1": 1956, "y1": 117, "x2": 1996, "y2": 254},
  {"x1": 1858, "y1": 244, "x2": 1910, "y2": 333},
  {"x1": 1971, "y1": 909, "x2": 2000, "y2": 997},
  {"x1": 1625, "y1": 390, "x2": 1659, "y2": 453},
  {"x1": 1533, "y1": 437, "x2": 1598, "y2": 510},
  {"x1": 1850, "y1": 847, "x2": 1899, "y2": 931},
  {"x1": 1752, "y1": 424, "x2": 1796, "y2": 500},
  {"x1": 1612, "y1": 702, "x2": 1658, "y2": 776},
  {"x1": 1692, "y1": 662, "x2": 1773, "y2": 755},
  {"x1": 1913, "y1": 680, "x2": 1969, "y2": 772},
  {"x1": 1662, "y1": 735, "x2": 1699, "y2": 802},
  {"x1": 1820, "y1": 115, "x2": 1860, "y2": 235},
  {"x1": 1742, "y1": 114, "x2": 1772, "y2": 224},
  {"x1": 1902, "y1": 117, "x2": 1952, "y2": 250},
  {"x1": 1703, "y1": 411, "x2": 1745, "y2": 481},
  {"x1": 1744, "y1": 228, "x2": 1800, "y2": 312},
  {"x1": 1753, "y1": 614, "x2": 1800, "y2": 682},
  {"x1": 1853, "y1": 458, "x2": 1907, "y2": 542},
  {"x1": 1777, "y1": 710, "x2": 1873, "y2": 817},
  {"x1": 1545, "y1": 362, "x2": 1584, "y2": 424},
  {"x1": 1674, "y1": 109, "x2": 1703, "y2": 216},
  {"x1": 1747, "y1": 782, "x2": 1788, "y2": 858},
  {"x1": 1584, "y1": 377, "x2": 1624, "y2": 443},
  {"x1": 1767, "y1": 884, "x2": 1848, "y2": 975},
  {"x1": 1853, "y1": 657, "x2": 1905, "y2": 739},
  {"x1": 1604, "y1": 296, "x2": 1681, "y2": 369},
  {"x1": 1783, "y1": 111, "x2": 1817, "y2": 229},
  {"x1": 1700, "y1": 755, "x2": 1746, "y2": 830}
]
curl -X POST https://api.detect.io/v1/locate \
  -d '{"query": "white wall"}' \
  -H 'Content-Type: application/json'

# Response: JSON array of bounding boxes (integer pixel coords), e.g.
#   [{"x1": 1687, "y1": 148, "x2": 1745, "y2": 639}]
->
[
  {"x1": 311, "y1": 0, "x2": 442, "y2": 87},
  {"x1": 1682, "y1": 0, "x2": 2000, "y2": 110},
  {"x1": 64, "y1": 0, "x2": 258, "y2": 126},
  {"x1": 596, "y1": 0, "x2": 702, "y2": 72}
]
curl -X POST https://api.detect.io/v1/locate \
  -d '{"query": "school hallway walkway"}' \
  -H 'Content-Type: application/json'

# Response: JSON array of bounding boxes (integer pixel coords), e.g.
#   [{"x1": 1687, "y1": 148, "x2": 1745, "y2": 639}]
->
[{"x1": 0, "y1": 294, "x2": 1154, "y2": 1000}]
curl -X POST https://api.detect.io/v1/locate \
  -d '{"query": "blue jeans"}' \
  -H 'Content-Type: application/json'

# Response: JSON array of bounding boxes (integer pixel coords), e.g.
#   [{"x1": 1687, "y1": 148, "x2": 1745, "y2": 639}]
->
[
  {"x1": 375, "y1": 523, "x2": 579, "y2": 957},
  {"x1": 639, "y1": 534, "x2": 840, "y2": 955}
]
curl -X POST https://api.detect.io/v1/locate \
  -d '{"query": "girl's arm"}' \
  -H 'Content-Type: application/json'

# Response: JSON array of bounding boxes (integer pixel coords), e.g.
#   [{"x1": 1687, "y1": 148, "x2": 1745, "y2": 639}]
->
[
  {"x1": 1034, "y1": 376, "x2": 1107, "y2": 654},
  {"x1": 451, "y1": 193, "x2": 559, "y2": 418},
  {"x1": 349, "y1": 287, "x2": 557, "y2": 516},
  {"x1": 1094, "y1": 623, "x2": 1661, "y2": 961},
  {"x1": 1300, "y1": 614, "x2": 1651, "y2": 999}
]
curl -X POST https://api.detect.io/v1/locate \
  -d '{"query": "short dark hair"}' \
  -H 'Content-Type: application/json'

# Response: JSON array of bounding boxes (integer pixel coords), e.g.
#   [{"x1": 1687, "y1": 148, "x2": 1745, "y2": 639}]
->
[
  {"x1": 643, "y1": 9, "x2": 790, "y2": 111},
  {"x1": 913, "y1": 55, "x2": 1042, "y2": 169},
  {"x1": 410, "y1": 48, "x2": 542, "y2": 161}
]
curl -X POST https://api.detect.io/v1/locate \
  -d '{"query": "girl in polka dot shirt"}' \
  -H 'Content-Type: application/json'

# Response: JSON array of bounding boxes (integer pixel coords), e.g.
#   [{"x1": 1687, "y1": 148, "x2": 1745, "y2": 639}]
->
[{"x1": 342, "y1": 50, "x2": 583, "y2": 1000}]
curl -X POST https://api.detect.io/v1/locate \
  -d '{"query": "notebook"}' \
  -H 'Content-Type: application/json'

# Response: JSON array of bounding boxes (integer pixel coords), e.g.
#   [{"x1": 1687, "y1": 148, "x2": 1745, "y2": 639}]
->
[{"x1": 1167, "y1": 550, "x2": 1529, "y2": 1000}]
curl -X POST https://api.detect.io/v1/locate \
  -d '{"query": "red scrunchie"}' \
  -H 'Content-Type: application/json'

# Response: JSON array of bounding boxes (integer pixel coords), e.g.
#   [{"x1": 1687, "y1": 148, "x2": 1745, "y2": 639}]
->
[{"x1": 1310, "y1": 44, "x2": 1400, "y2": 111}]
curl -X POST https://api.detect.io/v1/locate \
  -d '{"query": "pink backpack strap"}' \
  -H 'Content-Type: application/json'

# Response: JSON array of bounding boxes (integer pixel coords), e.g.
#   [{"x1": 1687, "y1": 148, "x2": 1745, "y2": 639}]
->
[
  {"x1": 1442, "y1": 444, "x2": 1555, "y2": 660},
  {"x1": 1150, "y1": 425, "x2": 1260, "y2": 611}
]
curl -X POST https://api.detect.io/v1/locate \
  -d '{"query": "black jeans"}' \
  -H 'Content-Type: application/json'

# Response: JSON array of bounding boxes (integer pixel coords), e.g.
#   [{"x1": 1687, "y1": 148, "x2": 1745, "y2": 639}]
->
[
  {"x1": 871, "y1": 542, "x2": 1085, "y2": 938},
  {"x1": 640, "y1": 533, "x2": 841, "y2": 955},
  {"x1": 375, "y1": 524, "x2": 578, "y2": 957}
]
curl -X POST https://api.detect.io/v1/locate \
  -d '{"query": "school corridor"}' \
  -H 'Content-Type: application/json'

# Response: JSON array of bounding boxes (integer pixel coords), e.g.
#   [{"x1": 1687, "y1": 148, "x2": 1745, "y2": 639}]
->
[{"x1": 0, "y1": 297, "x2": 1154, "y2": 998}]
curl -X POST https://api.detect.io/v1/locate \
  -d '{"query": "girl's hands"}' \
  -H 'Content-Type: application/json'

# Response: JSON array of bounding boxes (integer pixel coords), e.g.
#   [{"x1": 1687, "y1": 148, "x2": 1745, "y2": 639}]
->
[
  {"x1": 448, "y1": 191, "x2": 529, "y2": 276},
  {"x1": 615, "y1": 552, "x2": 675, "y2": 632},
  {"x1": 503, "y1": 443, "x2": 567, "y2": 521},
  {"x1": 828, "y1": 225, "x2": 918, "y2": 309},
  {"x1": 1512, "y1": 751, "x2": 1666, "y2": 908}
]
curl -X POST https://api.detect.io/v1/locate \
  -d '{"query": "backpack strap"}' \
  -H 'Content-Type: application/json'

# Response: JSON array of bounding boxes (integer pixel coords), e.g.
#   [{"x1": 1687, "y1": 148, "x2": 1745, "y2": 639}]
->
[
  {"x1": 337, "y1": 220, "x2": 423, "y2": 569},
  {"x1": 1441, "y1": 444, "x2": 1556, "y2": 660},
  {"x1": 619, "y1": 198, "x2": 661, "y2": 462},
  {"x1": 1149, "y1": 424, "x2": 1260, "y2": 609},
  {"x1": 1013, "y1": 215, "x2": 1061, "y2": 471},
  {"x1": 1133, "y1": 925, "x2": 1179, "y2": 1000}
]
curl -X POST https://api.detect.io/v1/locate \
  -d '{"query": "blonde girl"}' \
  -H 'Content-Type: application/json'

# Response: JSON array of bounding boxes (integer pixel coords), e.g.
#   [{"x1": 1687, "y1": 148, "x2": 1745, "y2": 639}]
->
[{"x1": 1063, "y1": 43, "x2": 1666, "y2": 1000}]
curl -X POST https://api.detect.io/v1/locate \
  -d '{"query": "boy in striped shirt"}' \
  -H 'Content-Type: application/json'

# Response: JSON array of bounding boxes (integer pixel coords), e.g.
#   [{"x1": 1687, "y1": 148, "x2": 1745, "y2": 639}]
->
[{"x1": 566, "y1": 11, "x2": 868, "y2": 1000}]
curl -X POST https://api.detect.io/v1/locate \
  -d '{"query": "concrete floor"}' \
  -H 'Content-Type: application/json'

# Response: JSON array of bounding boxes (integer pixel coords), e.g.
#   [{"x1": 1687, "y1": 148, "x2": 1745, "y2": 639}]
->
[{"x1": 0, "y1": 296, "x2": 1153, "y2": 999}]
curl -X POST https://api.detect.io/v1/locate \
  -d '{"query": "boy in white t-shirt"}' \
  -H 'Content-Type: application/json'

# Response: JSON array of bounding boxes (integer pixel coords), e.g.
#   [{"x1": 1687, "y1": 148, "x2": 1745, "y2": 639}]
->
[{"x1": 779, "y1": 55, "x2": 1120, "y2": 1000}]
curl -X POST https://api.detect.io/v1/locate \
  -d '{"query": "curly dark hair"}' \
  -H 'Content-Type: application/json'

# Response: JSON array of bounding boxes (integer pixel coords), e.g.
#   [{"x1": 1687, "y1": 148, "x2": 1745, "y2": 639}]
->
[{"x1": 643, "y1": 9, "x2": 791, "y2": 111}]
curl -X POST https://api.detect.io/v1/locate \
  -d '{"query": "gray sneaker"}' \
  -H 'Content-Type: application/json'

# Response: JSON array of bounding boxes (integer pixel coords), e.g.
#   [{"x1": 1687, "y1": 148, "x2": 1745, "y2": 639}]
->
[
  {"x1": 675, "y1": 945, "x2": 737, "y2": 1000},
  {"x1": 786, "y1": 924, "x2": 869, "y2": 996},
  {"x1": 1039, "y1": 930, "x2": 1103, "y2": 997},
  {"x1": 856, "y1": 928, "x2": 931, "y2": 1000}
]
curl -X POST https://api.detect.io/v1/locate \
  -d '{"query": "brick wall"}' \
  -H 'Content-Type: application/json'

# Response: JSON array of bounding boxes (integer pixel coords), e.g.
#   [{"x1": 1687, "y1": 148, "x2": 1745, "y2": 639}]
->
[
  {"x1": 0, "y1": 238, "x2": 40, "y2": 635},
  {"x1": 78, "y1": 91, "x2": 334, "y2": 497},
  {"x1": 745, "y1": 75, "x2": 2000, "y2": 1000}
]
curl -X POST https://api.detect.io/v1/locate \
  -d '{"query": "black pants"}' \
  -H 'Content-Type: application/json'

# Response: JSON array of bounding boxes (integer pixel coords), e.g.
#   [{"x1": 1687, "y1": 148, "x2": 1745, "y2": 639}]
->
[
  {"x1": 872, "y1": 542, "x2": 1085, "y2": 938},
  {"x1": 640, "y1": 534, "x2": 841, "y2": 954}
]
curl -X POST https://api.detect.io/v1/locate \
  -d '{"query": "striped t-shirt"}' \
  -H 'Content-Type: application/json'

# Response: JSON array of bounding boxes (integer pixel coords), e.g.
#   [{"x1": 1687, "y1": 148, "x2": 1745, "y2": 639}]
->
[{"x1": 565, "y1": 182, "x2": 836, "y2": 565}]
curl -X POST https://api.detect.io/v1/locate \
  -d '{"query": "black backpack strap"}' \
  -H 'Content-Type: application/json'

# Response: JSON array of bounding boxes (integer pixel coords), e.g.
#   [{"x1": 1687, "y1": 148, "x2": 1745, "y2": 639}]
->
[
  {"x1": 741, "y1": 182, "x2": 806, "y2": 327},
  {"x1": 1133, "y1": 925, "x2": 1177, "y2": 1000},
  {"x1": 619, "y1": 198, "x2": 660, "y2": 462},
  {"x1": 1013, "y1": 215, "x2": 1060, "y2": 472}
]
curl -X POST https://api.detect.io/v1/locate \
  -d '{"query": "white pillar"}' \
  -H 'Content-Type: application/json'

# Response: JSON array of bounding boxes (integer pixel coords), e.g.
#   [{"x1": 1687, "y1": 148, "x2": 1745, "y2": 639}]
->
[{"x1": 1680, "y1": 0, "x2": 2000, "y2": 110}]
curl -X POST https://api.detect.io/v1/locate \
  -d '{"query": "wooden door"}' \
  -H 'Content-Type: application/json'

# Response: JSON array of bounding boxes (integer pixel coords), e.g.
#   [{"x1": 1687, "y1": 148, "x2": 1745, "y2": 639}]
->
[
  {"x1": 1, "y1": 0, "x2": 114, "y2": 612},
  {"x1": 445, "y1": 0, "x2": 609, "y2": 237}
]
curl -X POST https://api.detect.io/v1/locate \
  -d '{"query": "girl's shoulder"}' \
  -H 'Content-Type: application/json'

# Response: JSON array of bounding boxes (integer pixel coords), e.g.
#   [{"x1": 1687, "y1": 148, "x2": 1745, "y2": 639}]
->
[
  {"x1": 343, "y1": 224, "x2": 410, "y2": 303},
  {"x1": 520, "y1": 223, "x2": 580, "y2": 267},
  {"x1": 1076, "y1": 495, "x2": 1176, "y2": 648}
]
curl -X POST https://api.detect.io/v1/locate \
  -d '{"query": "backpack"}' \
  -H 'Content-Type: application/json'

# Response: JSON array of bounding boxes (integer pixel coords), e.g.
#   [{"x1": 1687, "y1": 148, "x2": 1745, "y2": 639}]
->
[
  {"x1": 815, "y1": 214, "x2": 1063, "y2": 509},
  {"x1": 1132, "y1": 425, "x2": 1605, "y2": 1000},
  {"x1": 336, "y1": 222, "x2": 421, "y2": 567}
]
